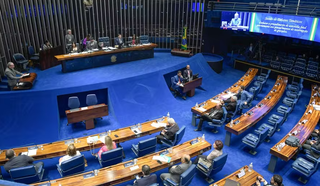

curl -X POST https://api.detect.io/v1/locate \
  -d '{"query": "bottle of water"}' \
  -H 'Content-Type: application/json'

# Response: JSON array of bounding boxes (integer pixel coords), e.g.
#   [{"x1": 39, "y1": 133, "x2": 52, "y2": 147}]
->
[
  {"x1": 138, "y1": 123, "x2": 141, "y2": 130},
  {"x1": 196, "y1": 102, "x2": 199, "y2": 107},
  {"x1": 230, "y1": 119, "x2": 234, "y2": 127},
  {"x1": 249, "y1": 162, "x2": 253, "y2": 172},
  {"x1": 202, "y1": 134, "x2": 205, "y2": 142},
  {"x1": 167, "y1": 112, "x2": 170, "y2": 118}
]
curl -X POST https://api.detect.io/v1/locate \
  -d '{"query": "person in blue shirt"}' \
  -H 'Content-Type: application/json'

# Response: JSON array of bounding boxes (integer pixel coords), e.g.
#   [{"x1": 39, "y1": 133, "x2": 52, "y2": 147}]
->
[
  {"x1": 171, "y1": 71, "x2": 186, "y2": 100},
  {"x1": 235, "y1": 85, "x2": 253, "y2": 111},
  {"x1": 229, "y1": 12, "x2": 241, "y2": 26}
]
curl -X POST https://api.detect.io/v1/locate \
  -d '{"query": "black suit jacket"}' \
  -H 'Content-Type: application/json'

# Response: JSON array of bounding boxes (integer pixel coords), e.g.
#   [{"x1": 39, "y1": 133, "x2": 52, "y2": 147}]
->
[
  {"x1": 115, "y1": 37, "x2": 123, "y2": 46},
  {"x1": 224, "y1": 100, "x2": 237, "y2": 112},
  {"x1": 208, "y1": 107, "x2": 224, "y2": 120},
  {"x1": 4, "y1": 155, "x2": 34, "y2": 172},
  {"x1": 163, "y1": 124, "x2": 180, "y2": 141},
  {"x1": 183, "y1": 69, "x2": 193, "y2": 79},
  {"x1": 134, "y1": 174, "x2": 157, "y2": 186}
]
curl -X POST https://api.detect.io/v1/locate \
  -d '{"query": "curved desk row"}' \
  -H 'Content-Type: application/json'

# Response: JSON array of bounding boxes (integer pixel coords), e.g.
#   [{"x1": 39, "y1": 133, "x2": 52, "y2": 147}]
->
[
  {"x1": 191, "y1": 68, "x2": 259, "y2": 126},
  {"x1": 268, "y1": 85, "x2": 320, "y2": 172},
  {"x1": 33, "y1": 138, "x2": 211, "y2": 186},
  {"x1": 224, "y1": 75, "x2": 288, "y2": 146},
  {"x1": 0, "y1": 117, "x2": 168, "y2": 166}
]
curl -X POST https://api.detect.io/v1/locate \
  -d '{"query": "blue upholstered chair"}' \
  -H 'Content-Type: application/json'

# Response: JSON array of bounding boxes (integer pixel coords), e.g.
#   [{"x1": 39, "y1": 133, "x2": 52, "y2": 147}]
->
[
  {"x1": 249, "y1": 86, "x2": 259, "y2": 100},
  {"x1": 283, "y1": 97, "x2": 297, "y2": 107},
  {"x1": 149, "y1": 184, "x2": 159, "y2": 186},
  {"x1": 226, "y1": 101, "x2": 240, "y2": 122},
  {"x1": 196, "y1": 153, "x2": 228, "y2": 183},
  {"x1": 161, "y1": 126, "x2": 186, "y2": 147},
  {"x1": 131, "y1": 137, "x2": 157, "y2": 157},
  {"x1": 276, "y1": 105, "x2": 292, "y2": 120},
  {"x1": 257, "y1": 69, "x2": 271, "y2": 82},
  {"x1": 98, "y1": 37, "x2": 110, "y2": 47},
  {"x1": 98, "y1": 147, "x2": 123, "y2": 167},
  {"x1": 286, "y1": 90, "x2": 302, "y2": 99},
  {"x1": 28, "y1": 46, "x2": 39, "y2": 65},
  {"x1": 291, "y1": 157, "x2": 318, "y2": 184},
  {"x1": 57, "y1": 155, "x2": 85, "y2": 177},
  {"x1": 68, "y1": 96, "x2": 80, "y2": 109},
  {"x1": 9, "y1": 165, "x2": 45, "y2": 184},
  {"x1": 287, "y1": 78, "x2": 304, "y2": 92},
  {"x1": 254, "y1": 123, "x2": 277, "y2": 141},
  {"x1": 268, "y1": 114, "x2": 285, "y2": 130},
  {"x1": 126, "y1": 36, "x2": 133, "y2": 45},
  {"x1": 86, "y1": 94, "x2": 98, "y2": 106},
  {"x1": 163, "y1": 164, "x2": 196, "y2": 186},
  {"x1": 306, "y1": 147, "x2": 320, "y2": 163},
  {"x1": 205, "y1": 107, "x2": 227, "y2": 133},
  {"x1": 242, "y1": 127, "x2": 269, "y2": 155},
  {"x1": 140, "y1": 35, "x2": 149, "y2": 44},
  {"x1": 13, "y1": 53, "x2": 29, "y2": 71}
]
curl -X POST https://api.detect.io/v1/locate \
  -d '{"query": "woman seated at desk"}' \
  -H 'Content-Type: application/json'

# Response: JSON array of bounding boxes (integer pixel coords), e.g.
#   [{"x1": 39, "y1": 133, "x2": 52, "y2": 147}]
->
[
  {"x1": 59, "y1": 144, "x2": 81, "y2": 165},
  {"x1": 97, "y1": 136, "x2": 117, "y2": 158},
  {"x1": 71, "y1": 43, "x2": 80, "y2": 53}
]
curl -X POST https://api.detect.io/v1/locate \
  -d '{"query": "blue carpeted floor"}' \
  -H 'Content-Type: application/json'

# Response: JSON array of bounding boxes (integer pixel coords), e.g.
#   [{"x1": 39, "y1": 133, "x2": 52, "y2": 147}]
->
[{"x1": 0, "y1": 52, "x2": 318, "y2": 186}]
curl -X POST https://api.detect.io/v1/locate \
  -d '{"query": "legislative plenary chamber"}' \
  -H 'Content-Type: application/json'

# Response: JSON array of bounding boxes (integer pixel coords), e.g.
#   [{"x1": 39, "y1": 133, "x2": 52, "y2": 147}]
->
[{"x1": 1, "y1": 0, "x2": 320, "y2": 186}]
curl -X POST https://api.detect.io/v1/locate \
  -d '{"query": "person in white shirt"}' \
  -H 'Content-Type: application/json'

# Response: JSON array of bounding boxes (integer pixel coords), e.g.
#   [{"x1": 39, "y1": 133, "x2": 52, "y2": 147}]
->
[
  {"x1": 59, "y1": 144, "x2": 81, "y2": 165},
  {"x1": 256, "y1": 174, "x2": 283, "y2": 186}
]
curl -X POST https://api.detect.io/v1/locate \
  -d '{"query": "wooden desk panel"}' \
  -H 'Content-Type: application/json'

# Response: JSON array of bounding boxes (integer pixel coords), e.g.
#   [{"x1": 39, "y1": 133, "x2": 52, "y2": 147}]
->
[
  {"x1": 268, "y1": 85, "x2": 320, "y2": 172},
  {"x1": 0, "y1": 117, "x2": 168, "y2": 166},
  {"x1": 13, "y1": 72, "x2": 37, "y2": 90},
  {"x1": 33, "y1": 139, "x2": 211, "y2": 186},
  {"x1": 182, "y1": 77, "x2": 203, "y2": 97},
  {"x1": 191, "y1": 68, "x2": 258, "y2": 116},
  {"x1": 210, "y1": 166, "x2": 262, "y2": 186},
  {"x1": 39, "y1": 46, "x2": 63, "y2": 70},
  {"x1": 55, "y1": 44, "x2": 157, "y2": 61}
]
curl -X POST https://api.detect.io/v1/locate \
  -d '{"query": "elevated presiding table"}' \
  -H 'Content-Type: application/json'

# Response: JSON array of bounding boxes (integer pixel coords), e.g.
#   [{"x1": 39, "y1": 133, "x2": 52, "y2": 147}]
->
[
  {"x1": 0, "y1": 117, "x2": 169, "y2": 166},
  {"x1": 224, "y1": 76, "x2": 288, "y2": 146},
  {"x1": 190, "y1": 68, "x2": 258, "y2": 126},
  {"x1": 66, "y1": 103, "x2": 109, "y2": 130},
  {"x1": 55, "y1": 44, "x2": 158, "y2": 73},
  {"x1": 33, "y1": 138, "x2": 211, "y2": 186},
  {"x1": 13, "y1": 72, "x2": 37, "y2": 90},
  {"x1": 210, "y1": 166, "x2": 262, "y2": 186},
  {"x1": 268, "y1": 85, "x2": 320, "y2": 173}
]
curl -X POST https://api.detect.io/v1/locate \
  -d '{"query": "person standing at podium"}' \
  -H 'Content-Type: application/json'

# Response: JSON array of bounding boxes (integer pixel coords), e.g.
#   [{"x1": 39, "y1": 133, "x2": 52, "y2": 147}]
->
[
  {"x1": 42, "y1": 40, "x2": 52, "y2": 50},
  {"x1": 171, "y1": 71, "x2": 186, "y2": 100},
  {"x1": 183, "y1": 65, "x2": 193, "y2": 82},
  {"x1": 5, "y1": 62, "x2": 25, "y2": 91},
  {"x1": 65, "y1": 29, "x2": 75, "y2": 53},
  {"x1": 115, "y1": 34, "x2": 124, "y2": 48}
]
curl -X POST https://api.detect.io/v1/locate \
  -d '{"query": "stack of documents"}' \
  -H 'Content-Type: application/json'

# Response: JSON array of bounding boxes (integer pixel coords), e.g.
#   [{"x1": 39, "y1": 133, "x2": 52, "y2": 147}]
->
[
  {"x1": 313, "y1": 104, "x2": 320, "y2": 111},
  {"x1": 151, "y1": 122, "x2": 167, "y2": 128},
  {"x1": 197, "y1": 107, "x2": 206, "y2": 112},
  {"x1": 153, "y1": 155, "x2": 171, "y2": 163}
]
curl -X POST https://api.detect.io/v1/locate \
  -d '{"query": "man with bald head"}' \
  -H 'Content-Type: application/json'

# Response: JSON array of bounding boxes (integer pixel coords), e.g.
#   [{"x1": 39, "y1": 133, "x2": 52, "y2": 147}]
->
[
  {"x1": 160, "y1": 154, "x2": 192, "y2": 184},
  {"x1": 5, "y1": 62, "x2": 25, "y2": 90},
  {"x1": 183, "y1": 65, "x2": 193, "y2": 82},
  {"x1": 194, "y1": 102, "x2": 224, "y2": 131},
  {"x1": 4, "y1": 149, "x2": 43, "y2": 173},
  {"x1": 156, "y1": 118, "x2": 180, "y2": 144}
]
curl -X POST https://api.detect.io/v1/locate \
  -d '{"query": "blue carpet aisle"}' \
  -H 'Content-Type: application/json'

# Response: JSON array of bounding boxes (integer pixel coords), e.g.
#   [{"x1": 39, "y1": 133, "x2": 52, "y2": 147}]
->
[{"x1": 0, "y1": 52, "x2": 318, "y2": 186}]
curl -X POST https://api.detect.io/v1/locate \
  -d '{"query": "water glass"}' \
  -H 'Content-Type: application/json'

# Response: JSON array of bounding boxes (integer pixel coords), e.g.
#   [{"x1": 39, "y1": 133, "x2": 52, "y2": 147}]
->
[
  {"x1": 74, "y1": 138, "x2": 78, "y2": 143},
  {"x1": 94, "y1": 169, "x2": 98, "y2": 176},
  {"x1": 134, "y1": 159, "x2": 137, "y2": 165}
]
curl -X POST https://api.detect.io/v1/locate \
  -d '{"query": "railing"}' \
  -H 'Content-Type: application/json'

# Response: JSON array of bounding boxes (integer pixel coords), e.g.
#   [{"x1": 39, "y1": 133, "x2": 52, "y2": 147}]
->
[{"x1": 208, "y1": 1, "x2": 320, "y2": 17}]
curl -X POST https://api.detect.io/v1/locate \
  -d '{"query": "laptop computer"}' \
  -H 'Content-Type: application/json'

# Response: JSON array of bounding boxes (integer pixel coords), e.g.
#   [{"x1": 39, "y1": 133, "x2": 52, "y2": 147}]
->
[{"x1": 224, "y1": 178, "x2": 241, "y2": 186}]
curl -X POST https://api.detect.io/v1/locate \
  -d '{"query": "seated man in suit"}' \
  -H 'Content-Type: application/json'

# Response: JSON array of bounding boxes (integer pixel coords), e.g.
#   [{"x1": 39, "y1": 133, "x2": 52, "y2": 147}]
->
[
  {"x1": 156, "y1": 118, "x2": 180, "y2": 144},
  {"x1": 86, "y1": 37, "x2": 98, "y2": 50},
  {"x1": 222, "y1": 96, "x2": 238, "y2": 116},
  {"x1": 302, "y1": 132, "x2": 320, "y2": 158},
  {"x1": 183, "y1": 65, "x2": 193, "y2": 82},
  {"x1": 5, "y1": 62, "x2": 26, "y2": 90},
  {"x1": 4, "y1": 149, "x2": 44, "y2": 173},
  {"x1": 235, "y1": 85, "x2": 252, "y2": 110},
  {"x1": 194, "y1": 102, "x2": 224, "y2": 131},
  {"x1": 128, "y1": 165, "x2": 157, "y2": 186},
  {"x1": 171, "y1": 71, "x2": 187, "y2": 100},
  {"x1": 193, "y1": 140, "x2": 223, "y2": 164},
  {"x1": 42, "y1": 40, "x2": 52, "y2": 50},
  {"x1": 160, "y1": 154, "x2": 192, "y2": 184},
  {"x1": 115, "y1": 34, "x2": 124, "y2": 48},
  {"x1": 256, "y1": 174, "x2": 283, "y2": 186},
  {"x1": 229, "y1": 12, "x2": 241, "y2": 26}
]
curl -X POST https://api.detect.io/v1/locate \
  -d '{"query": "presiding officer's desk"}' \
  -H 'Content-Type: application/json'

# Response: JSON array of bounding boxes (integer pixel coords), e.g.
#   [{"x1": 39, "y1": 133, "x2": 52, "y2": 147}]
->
[
  {"x1": 13, "y1": 72, "x2": 37, "y2": 90},
  {"x1": 268, "y1": 85, "x2": 320, "y2": 173},
  {"x1": 183, "y1": 77, "x2": 203, "y2": 97},
  {"x1": 224, "y1": 75, "x2": 288, "y2": 146},
  {"x1": 39, "y1": 46, "x2": 63, "y2": 70},
  {"x1": 55, "y1": 43, "x2": 158, "y2": 73},
  {"x1": 33, "y1": 138, "x2": 211, "y2": 186},
  {"x1": 66, "y1": 103, "x2": 109, "y2": 130},
  {"x1": 210, "y1": 166, "x2": 262, "y2": 186},
  {"x1": 190, "y1": 68, "x2": 258, "y2": 126},
  {"x1": 0, "y1": 117, "x2": 169, "y2": 166}
]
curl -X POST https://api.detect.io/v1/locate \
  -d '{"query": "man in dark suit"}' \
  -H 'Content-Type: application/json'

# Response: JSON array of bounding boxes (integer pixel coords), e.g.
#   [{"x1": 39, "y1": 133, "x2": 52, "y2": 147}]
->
[
  {"x1": 65, "y1": 29, "x2": 75, "y2": 53},
  {"x1": 183, "y1": 65, "x2": 193, "y2": 82},
  {"x1": 171, "y1": 71, "x2": 186, "y2": 100},
  {"x1": 223, "y1": 96, "x2": 238, "y2": 117},
  {"x1": 128, "y1": 165, "x2": 157, "y2": 186},
  {"x1": 115, "y1": 34, "x2": 124, "y2": 48},
  {"x1": 194, "y1": 102, "x2": 224, "y2": 131},
  {"x1": 156, "y1": 118, "x2": 180, "y2": 144},
  {"x1": 302, "y1": 131, "x2": 320, "y2": 159},
  {"x1": 160, "y1": 154, "x2": 192, "y2": 184},
  {"x1": 86, "y1": 37, "x2": 98, "y2": 50},
  {"x1": 4, "y1": 149, "x2": 44, "y2": 173},
  {"x1": 5, "y1": 62, "x2": 25, "y2": 90}
]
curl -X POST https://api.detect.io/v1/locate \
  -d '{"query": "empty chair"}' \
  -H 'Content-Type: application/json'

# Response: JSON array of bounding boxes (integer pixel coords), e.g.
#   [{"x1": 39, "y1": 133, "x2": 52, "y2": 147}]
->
[
  {"x1": 286, "y1": 90, "x2": 302, "y2": 99},
  {"x1": 57, "y1": 155, "x2": 85, "y2": 177},
  {"x1": 140, "y1": 35, "x2": 149, "y2": 44},
  {"x1": 292, "y1": 66, "x2": 305, "y2": 76},
  {"x1": 276, "y1": 105, "x2": 292, "y2": 120},
  {"x1": 98, "y1": 37, "x2": 110, "y2": 47},
  {"x1": 257, "y1": 69, "x2": 271, "y2": 82},
  {"x1": 196, "y1": 153, "x2": 228, "y2": 183},
  {"x1": 161, "y1": 126, "x2": 186, "y2": 147},
  {"x1": 86, "y1": 94, "x2": 98, "y2": 106},
  {"x1": 68, "y1": 96, "x2": 80, "y2": 109},
  {"x1": 268, "y1": 114, "x2": 284, "y2": 130},
  {"x1": 98, "y1": 147, "x2": 124, "y2": 167},
  {"x1": 249, "y1": 86, "x2": 259, "y2": 100},
  {"x1": 13, "y1": 53, "x2": 29, "y2": 71},
  {"x1": 242, "y1": 127, "x2": 269, "y2": 155},
  {"x1": 126, "y1": 36, "x2": 133, "y2": 46},
  {"x1": 254, "y1": 123, "x2": 276, "y2": 140},
  {"x1": 9, "y1": 165, "x2": 45, "y2": 184},
  {"x1": 28, "y1": 46, "x2": 39, "y2": 66},
  {"x1": 306, "y1": 147, "x2": 320, "y2": 163},
  {"x1": 206, "y1": 107, "x2": 227, "y2": 133},
  {"x1": 163, "y1": 164, "x2": 196, "y2": 186},
  {"x1": 131, "y1": 137, "x2": 157, "y2": 157},
  {"x1": 287, "y1": 78, "x2": 303, "y2": 92},
  {"x1": 306, "y1": 69, "x2": 318, "y2": 79},
  {"x1": 283, "y1": 97, "x2": 297, "y2": 107},
  {"x1": 270, "y1": 61, "x2": 280, "y2": 70},
  {"x1": 292, "y1": 157, "x2": 318, "y2": 184}
]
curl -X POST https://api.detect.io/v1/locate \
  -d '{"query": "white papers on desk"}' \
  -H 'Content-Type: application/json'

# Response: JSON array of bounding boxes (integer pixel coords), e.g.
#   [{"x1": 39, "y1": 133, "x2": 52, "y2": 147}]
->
[
  {"x1": 99, "y1": 136, "x2": 106, "y2": 144},
  {"x1": 28, "y1": 149, "x2": 37, "y2": 156},
  {"x1": 131, "y1": 128, "x2": 142, "y2": 134},
  {"x1": 313, "y1": 104, "x2": 320, "y2": 111},
  {"x1": 151, "y1": 122, "x2": 167, "y2": 128},
  {"x1": 197, "y1": 107, "x2": 207, "y2": 112},
  {"x1": 21, "y1": 152, "x2": 28, "y2": 156},
  {"x1": 153, "y1": 155, "x2": 171, "y2": 163},
  {"x1": 130, "y1": 165, "x2": 139, "y2": 171},
  {"x1": 178, "y1": 83, "x2": 184, "y2": 87},
  {"x1": 82, "y1": 51, "x2": 89, "y2": 54},
  {"x1": 108, "y1": 47, "x2": 117, "y2": 50},
  {"x1": 81, "y1": 107, "x2": 88, "y2": 110},
  {"x1": 92, "y1": 49, "x2": 99, "y2": 51},
  {"x1": 71, "y1": 53, "x2": 80, "y2": 55},
  {"x1": 142, "y1": 43, "x2": 151, "y2": 45},
  {"x1": 221, "y1": 92, "x2": 234, "y2": 99},
  {"x1": 211, "y1": 100, "x2": 220, "y2": 103}
]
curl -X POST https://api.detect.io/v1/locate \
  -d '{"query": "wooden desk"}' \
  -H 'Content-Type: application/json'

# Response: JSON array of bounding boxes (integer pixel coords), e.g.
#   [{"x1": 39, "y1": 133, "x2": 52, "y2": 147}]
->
[
  {"x1": 171, "y1": 48, "x2": 192, "y2": 57},
  {"x1": 39, "y1": 46, "x2": 63, "y2": 70},
  {"x1": 190, "y1": 68, "x2": 258, "y2": 126},
  {"x1": 224, "y1": 75, "x2": 288, "y2": 146},
  {"x1": 182, "y1": 77, "x2": 203, "y2": 97},
  {"x1": 33, "y1": 138, "x2": 211, "y2": 186},
  {"x1": 0, "y1": 117, "x2": 168, "y2": 166},
  {"x1": 210, "y1": 166, "x2": 262, "y2": 186},
  {"x1": 55, "y1": 44, "x2": 157, "y2": 73},
  {"x1": 13, "y1": 72, "x2": 37, "y2": 90},
  {"x1": 66, "y1": 104, "x2": 109, "y2": 130},
  {"x1": 268, "y1": 85, "x2": 320, "y2": 173}
]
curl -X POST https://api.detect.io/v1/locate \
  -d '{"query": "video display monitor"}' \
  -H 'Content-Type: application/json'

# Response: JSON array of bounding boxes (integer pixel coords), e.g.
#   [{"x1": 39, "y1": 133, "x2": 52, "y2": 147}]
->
[{"x1": 220, "y1": 11, "x2": 252, "y2": 31}]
